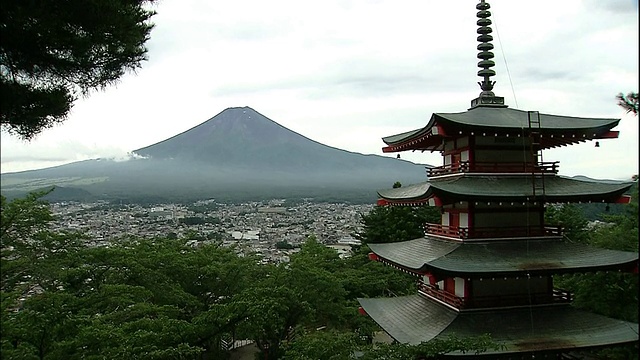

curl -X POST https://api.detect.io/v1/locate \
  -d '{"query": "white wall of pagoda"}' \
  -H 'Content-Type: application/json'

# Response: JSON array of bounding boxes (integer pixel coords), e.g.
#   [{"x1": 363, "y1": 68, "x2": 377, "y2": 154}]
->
[
  {"x1": 461, "y1": 149, "x2": 469, "y2": 162},
  {"x1": 441, "y1": 211, "x2": 469, "y2": 228},
  {"x1": 454, "y1": 277, "x2": 465, "y2": 297},
  {"x1": 459, "y1": 213, "x2": 469, "y2": 228},
  {"x1": 443, "y1": 138, "x2": 470, "y2": 168}
]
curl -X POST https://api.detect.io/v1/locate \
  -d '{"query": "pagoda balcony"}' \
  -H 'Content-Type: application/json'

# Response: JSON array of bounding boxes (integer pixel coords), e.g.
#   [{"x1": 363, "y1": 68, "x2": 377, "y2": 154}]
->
[
  {"x1": 418, "y1": 281, "x2": 573, "y2": 310},
  {"x1": 427, "y1": 161, "x2": 559, "y2": 177},
  {"x1": 423, "y1": 223, "x2": 563, "y2": 240},
  {"x1": 417, "y1": 282, "x2": 465, "y2": 308}
]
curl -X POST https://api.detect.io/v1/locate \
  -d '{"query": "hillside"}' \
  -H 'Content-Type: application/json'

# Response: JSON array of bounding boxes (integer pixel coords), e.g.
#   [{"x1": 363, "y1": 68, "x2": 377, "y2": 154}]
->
[{"x1": 1, "y1": 107, "x2": 428, "y2": 203}]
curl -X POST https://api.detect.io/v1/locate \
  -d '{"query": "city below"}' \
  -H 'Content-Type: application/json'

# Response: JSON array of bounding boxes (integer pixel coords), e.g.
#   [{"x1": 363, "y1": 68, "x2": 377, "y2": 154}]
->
[{"x1": 49, "y1": 199, "x2": 372, "y2": 263}]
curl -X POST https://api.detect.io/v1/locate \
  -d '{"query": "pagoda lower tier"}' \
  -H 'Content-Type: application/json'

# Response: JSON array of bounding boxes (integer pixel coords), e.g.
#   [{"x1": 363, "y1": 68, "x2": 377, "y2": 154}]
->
[
  {"x1": 376, "y1": 174, "x2": 632, "y2": 206},
  {"x1": 367, "y1": 237, "x2": 639, "y2": 277},
  {"x1": 366, "y1": 236, "x2": 638, "y2": 310},
  {"x1": 358, "y1": 295, "x2": 639, "y2": 357}
]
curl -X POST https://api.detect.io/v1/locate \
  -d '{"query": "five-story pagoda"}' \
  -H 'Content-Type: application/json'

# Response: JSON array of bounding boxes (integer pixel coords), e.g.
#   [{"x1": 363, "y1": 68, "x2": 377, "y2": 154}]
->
[{"x1": 357, "y1": 1, "x2": 639, "y2": 358}]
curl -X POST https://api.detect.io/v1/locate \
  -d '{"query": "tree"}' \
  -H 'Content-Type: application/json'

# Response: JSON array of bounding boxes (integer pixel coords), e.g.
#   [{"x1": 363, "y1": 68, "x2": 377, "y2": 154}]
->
[
  {"x1": 616, "y1": 92, "x2": 639, "y2": 116},
  {"x1": 551, "y1": 186, "x2": 639, "y2": 360},
  {"x1": 0, "y1": 193, "x2": 500, "y2": 359},
  {"x1": 281, "y1": 330, "x2": 359, "y2": 360},
  {"x1": 357, "y1": 334, "x2": 498, "y2": 360},
  {"x1": 0, "y1": 190, "x2": 53, "y2": 250},
  {"x1": 281, "y1": 330, "x2": 498, "y2": 360},
  {"x1": 356, "y1": 205, "x2": 440, "y2": 244},
  {"x1": 234, "y1": 238, "x2": 349, "y2": 360},
  {"x1": 0, "y1": 0, "x2": 156, "y2": 139},
  {"x1": 1, "y1": 192, "x2": 261, "y2": 359},
  {"x1": 544, "y1": 204, "x2": 589, "y2": 243}
]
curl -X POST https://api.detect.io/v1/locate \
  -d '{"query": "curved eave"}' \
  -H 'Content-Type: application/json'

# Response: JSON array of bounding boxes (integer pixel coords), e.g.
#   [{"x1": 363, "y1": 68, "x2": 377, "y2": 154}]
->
[
  {"x1": 369, "y1": 237, "x2": 639, "y2": 276},
  {"x1": 381, "y1": 107, "x2": 620, "y2": 152},
  {"x1": 377, "y1": 181, "x2": 434, "y2": 204},
  {"x1": 429, "y1": 240, "x2": 639, "y2": 277},
  {"x1": 382, "y1": 123, "x2": 446, "y2": 153},
  {"x1": 377, "y1": 176, "x2": 633, "y2": 204},
  {"x1": 358, "y1": 295, "x2": 639, "y2": 353},
  {"x1": 368, "y1": 238, "x2": 459, "y2": 272}
]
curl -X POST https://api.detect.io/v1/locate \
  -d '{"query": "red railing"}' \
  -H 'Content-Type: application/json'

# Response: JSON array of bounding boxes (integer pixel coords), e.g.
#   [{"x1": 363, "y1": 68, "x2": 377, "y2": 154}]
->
[
  {"x1": 423, "y1": 223, "x2": 563, "y2": 239},
  {"x1": 427, "y1": 161, "x2": 559, "y2": 177},
  {"x1": 418, "y1": 282, "x2": 465, "y2": 308},
  {"x1": 417, "y1": 281, "x2": 572, "y2": 309}
]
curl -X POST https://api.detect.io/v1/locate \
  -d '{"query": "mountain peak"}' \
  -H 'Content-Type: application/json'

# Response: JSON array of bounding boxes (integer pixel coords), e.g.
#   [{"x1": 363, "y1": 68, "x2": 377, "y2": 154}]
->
[
  {"x1": 2, "y1": 107, "x2": 428, "y2": 201},
  {"x1": 132, "y1": 106, "x2": 304, "y2": 163}
]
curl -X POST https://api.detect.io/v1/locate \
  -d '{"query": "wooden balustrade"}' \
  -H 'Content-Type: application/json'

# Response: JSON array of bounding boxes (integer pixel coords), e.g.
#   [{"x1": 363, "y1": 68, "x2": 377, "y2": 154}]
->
[
  {"x1": 427, "y1": 161, "x2": 559, "y2": 177},
  {"x1": 418, "y1": 282, "x2": 464, "y2": 308},
  {"x1": 423, "y1": 223, "x2": 563, "y2": 239},
  {"x1": 418, "y1": 281, "x2": 572, "y2": 309}
]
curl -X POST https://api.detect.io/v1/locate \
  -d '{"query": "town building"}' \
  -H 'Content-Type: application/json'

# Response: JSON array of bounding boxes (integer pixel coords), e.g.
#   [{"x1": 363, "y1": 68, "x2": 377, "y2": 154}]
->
[{"x1": 357, "y1": 1, "x2": 639, "y2": 358}]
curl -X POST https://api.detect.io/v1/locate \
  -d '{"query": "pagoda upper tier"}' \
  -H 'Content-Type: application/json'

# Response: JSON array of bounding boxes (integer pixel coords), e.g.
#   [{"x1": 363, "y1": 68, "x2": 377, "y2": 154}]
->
[{"x1": 382, "y1": 106, "x2": 619, "y2": 153}]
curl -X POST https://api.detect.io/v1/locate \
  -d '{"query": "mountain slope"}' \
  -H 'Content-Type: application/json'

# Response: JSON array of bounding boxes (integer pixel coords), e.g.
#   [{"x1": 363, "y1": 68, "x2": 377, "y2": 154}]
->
[
  {"x1": 133, "y1": 106, "x2": 405, "y2": 172},
  {"x1": 1, "y1": 107, "x2": 428, "y2": 202}
]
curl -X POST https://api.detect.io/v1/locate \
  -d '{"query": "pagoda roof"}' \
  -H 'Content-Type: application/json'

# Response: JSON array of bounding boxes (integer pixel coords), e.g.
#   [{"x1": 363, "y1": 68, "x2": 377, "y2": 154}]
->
[
  {"x1": 357, "y1": 295, "x2": 639, "y2": 355},
  {"x1": 382, "y1": 107, "x2": 620, "y2": 152},
  {"x1": 377, "y1": 175, "x2": 633, "y2": 204},
  {"x1": 368, "y1": 237, "x2": 639, "y2": 276}
]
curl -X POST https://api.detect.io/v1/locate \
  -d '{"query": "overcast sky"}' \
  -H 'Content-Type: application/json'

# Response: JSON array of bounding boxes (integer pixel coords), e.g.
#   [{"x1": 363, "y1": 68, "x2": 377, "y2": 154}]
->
[{"x1": 1, "y1": 0, "x2": 638, "y2": 180}]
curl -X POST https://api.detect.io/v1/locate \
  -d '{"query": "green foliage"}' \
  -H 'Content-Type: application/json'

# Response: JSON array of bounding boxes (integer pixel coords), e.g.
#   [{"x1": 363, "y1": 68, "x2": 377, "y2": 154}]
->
[
  {"x1": 340, "y1": 245, "x2": 415, "y2": 299},
  {"x1": 1, "y1": 193, "x2": 264, "y2": 358},
  {"x1": 616, "y1": 91, "x2": 639, "y2": 115},
  {"x1": 544, "y1": 204, "x2": 589, "y2": 243},
  {"x1": 359, "y1": 334, "x2": 498, "y2": 360},
  {"x1": 8, "y1": 191, "x2": 636, "y2": 359},
  {"x1": 592, "y1": 184, "x2": 638, "y2": 253},
  {"x1": 275, "y1": 240, "x2": 294, "y2": 249},
  {"x1": 282, "y1": 330, "x2": 359, "y2": 360},
  {"x1": 356, "y1": 205, "x2": 440, "y2": 244},
  {"x1": 281, "y1": 331, "x2": 498, "y2": 360},
  {"x1": 0, "y1": 0, "x2": 155, "y2": 139},
  {"x1": 558, "y1": 272, "x2": 638, "y2": 322},
  {"x1": 1, "y1": 190, "x2": 54, "y2": 248},
  {"x1": 552, "y1": 185, "x2": 639, "y2": 359}
]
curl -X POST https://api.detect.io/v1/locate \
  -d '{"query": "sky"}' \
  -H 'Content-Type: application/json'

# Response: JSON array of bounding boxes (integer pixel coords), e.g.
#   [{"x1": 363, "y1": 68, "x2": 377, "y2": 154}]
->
[{"x1": 1, "y1": 0, "x2": 638, "y2": 180}]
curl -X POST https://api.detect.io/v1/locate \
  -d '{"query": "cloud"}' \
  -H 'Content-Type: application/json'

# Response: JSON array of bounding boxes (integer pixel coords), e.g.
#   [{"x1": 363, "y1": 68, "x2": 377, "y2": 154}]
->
[
  {"x1": 583, "y1": 0, "x2": 638, "y2": 13},
  {"x1": 1, "y1": 0, "x2": 637, "y2": 180}
]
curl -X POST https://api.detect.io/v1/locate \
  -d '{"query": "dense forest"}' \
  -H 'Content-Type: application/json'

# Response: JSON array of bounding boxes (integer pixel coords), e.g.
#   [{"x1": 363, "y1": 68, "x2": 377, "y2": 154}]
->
[{"x1": 1, "y1": 186, "x2": 638, "y2": 359}]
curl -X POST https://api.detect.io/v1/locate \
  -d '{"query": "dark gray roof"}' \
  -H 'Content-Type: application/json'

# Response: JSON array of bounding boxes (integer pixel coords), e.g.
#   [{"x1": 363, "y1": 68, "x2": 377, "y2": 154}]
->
[
  {"x1": 377, "y1": 175, "x2": 632, "y2": 203},
  {"x1": 369, "y1": 238, "x2": 458, "y2": 270},
  {"x1": 358, "y1": 295, "x2": 639, "y2": 354},
  {"x1": 382, "y1": 107, "x2": 619, "y2": 146},
  {"x1": 358, "y1": 295, "x2": 457, "y2": 344},
  {"x1": 382, "y1": 128, "x2": 426, "y2": 145},
  {"x1": 368, "y1": 237, "x2": 639, "y2": 275},
  {"x1": 435, "y1": 107, "x2": 619, "y2": 130}
]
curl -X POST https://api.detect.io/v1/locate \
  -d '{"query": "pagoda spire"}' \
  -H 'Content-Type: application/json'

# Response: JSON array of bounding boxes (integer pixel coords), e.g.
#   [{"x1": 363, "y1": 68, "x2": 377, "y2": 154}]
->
[{"x1": 470, "y1": 0, "x2": 506, "y2": 109}]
